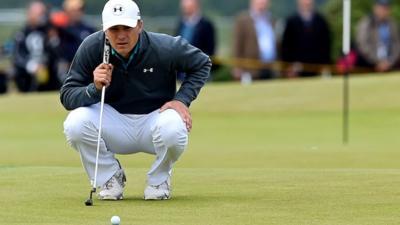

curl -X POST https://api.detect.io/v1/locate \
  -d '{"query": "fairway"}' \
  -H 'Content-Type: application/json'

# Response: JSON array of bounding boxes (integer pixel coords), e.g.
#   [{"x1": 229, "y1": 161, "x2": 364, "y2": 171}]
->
[{"x1": 1, "y1": 74, "x2": 400, "y2": 225}]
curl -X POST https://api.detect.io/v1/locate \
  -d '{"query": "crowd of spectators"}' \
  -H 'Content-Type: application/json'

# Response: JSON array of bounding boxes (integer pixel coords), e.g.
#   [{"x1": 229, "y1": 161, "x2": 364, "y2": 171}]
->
[
  {"x1": 0, "y1": 0, "x2": 397, "y2": 94},
  {"x1": 232, "y1": 0, "x2": 399, "y2": 82},
  {"x1": 6, "y1": 0, "x2": 95, "y2": 93}
]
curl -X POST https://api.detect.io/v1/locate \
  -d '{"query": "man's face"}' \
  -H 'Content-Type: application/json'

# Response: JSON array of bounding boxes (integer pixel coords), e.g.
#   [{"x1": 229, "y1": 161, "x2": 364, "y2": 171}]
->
[
  {"x1": 373, "y1": 4, "x2": 391, "y2": 21},
  {"x1": 181, "y1": 0, "x2": 199, "y2": 17},
  {"x1": 27, "y1": 2, "x2": 46, "y2": 27},
  {"x1": 297, "y1": 0, "x2": 314, "y2": 12},
  {"x1": 65, "y1": 6, "x2": 83, "y2": 24},
  {"x1": 251, "y1": 0, "x2": 270, "y2": 14},
  {"x1": 105, "y1": 22, "x2": 143, "y2": 58}
]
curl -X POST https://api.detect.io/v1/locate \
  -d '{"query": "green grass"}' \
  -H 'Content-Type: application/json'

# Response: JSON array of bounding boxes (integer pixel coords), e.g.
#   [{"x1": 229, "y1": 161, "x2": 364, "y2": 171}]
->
[{"x1": 1, "y1": 74, "x2": 400, "y2": 225}]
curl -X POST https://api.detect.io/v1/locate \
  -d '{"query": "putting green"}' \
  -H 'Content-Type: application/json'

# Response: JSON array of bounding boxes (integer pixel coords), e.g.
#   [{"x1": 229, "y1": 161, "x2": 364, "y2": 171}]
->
[{"x1": 0, "y1": 74, "x2": 399, "y2": 225}]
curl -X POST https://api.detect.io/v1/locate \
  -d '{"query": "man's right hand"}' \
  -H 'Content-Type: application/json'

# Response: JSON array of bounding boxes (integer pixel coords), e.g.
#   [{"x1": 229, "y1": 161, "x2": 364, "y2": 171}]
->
[{"x1": 93, "y1": 63, "x2": 113, "y2": 90}]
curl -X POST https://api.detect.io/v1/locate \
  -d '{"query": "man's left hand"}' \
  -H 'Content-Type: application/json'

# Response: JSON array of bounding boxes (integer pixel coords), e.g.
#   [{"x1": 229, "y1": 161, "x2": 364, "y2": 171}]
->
[{"x1": 160, "y1": 100, "x2": 192, "y2": 132}]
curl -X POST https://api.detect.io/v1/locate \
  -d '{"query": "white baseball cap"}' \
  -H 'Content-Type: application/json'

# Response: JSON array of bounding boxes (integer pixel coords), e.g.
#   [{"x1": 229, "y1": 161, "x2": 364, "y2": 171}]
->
[{"x1": 102, "y1": 0, "x2": 141, "y2": 31}]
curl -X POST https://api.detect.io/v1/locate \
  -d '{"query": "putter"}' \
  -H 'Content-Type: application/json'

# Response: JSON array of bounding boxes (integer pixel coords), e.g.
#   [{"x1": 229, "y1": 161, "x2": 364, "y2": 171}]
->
[{"x1": 85, "y1": 37, "x2": 111, "y2": 206}]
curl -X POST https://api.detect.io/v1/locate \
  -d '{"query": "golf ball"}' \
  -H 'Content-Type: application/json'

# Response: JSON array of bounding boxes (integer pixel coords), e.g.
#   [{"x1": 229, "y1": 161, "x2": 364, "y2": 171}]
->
[{"x1": 111, "y1": 216, "x2": 120, "y2": 225}]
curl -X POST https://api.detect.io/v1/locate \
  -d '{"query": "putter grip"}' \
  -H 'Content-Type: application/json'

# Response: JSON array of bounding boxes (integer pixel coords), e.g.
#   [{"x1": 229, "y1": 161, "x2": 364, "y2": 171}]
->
[{"x1": 103, "y1": 38, "x2": 110, "y2": 64}]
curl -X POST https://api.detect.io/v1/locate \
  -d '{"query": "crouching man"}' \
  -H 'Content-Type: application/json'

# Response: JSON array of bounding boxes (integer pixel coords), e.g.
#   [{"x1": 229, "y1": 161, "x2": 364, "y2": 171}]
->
[{"x1": 61, "y1": 0, "x2": 211, "y2": 200}]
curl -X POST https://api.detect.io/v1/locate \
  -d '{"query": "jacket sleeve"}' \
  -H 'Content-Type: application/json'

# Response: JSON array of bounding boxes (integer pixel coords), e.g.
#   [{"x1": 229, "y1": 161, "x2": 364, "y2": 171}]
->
[
  {"x1": 233, "y1": 15, "x2": 245, "y2": 59},
  {"x1": 172, "y1": 37, "x2": 211, "y2": 107},
  {"x1": 201, "y1": 20, "x2": 216, "y2": 57},
  {"x1": 13, "y1": 31, "x2": 28, "y2": 70},
  {"x1": 60, "y1": 38, "x2": 102, "y2": 111},
  {"x1": 356, "y1": 17, "x2": 379, "y2": 64},
  {"x1": 281, "y1": 18, "x2": 295, "y2": 62},
  {"x1": 388, "y1": 20, "x2": 400, "y2": 66},
  {"x1": 320, "y1": 15, "x2": 332, "y2": 64}
]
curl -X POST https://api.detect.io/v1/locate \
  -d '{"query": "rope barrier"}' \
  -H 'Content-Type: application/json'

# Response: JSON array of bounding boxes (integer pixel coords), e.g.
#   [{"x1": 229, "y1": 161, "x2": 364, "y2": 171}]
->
[{"x1": 211, "y1": 56, "x2": 374, "y2": 75}]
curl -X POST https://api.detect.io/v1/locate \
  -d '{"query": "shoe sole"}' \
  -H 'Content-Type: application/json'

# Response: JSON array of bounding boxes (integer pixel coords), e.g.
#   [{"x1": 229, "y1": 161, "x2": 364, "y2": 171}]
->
[
  {"x1": 144, "y1": 194, "x2": 170, "y2": 201},
  {"x1": 98, "y1": 194, "x2": 123, "y2": 200}
]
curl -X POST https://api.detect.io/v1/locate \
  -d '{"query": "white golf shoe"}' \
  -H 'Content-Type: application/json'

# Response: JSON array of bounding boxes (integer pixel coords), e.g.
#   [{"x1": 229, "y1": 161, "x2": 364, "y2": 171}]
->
[
  {"x1": 144, "y1": 180, "x2": 171, "y2": 200},
  {"x1": 98, "y1": 169, "x2": 126, "y2": 200}
]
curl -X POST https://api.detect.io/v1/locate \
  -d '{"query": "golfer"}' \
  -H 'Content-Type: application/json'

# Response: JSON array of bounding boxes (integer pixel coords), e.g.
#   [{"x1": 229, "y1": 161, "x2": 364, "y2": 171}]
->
[{"x1": 61, "y1": 0, "x2": 211, "y2": 200}]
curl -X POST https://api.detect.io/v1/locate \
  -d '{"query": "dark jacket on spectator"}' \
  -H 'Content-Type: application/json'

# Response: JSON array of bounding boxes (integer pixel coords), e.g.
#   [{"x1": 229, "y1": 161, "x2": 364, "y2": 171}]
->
[
  {"x1": 281, "y1": 12, "x2": 331, "y2": 75},
  {"x1": 12, "y1": 25, "x2": 60, "y2": 92},
  {"x1": 176, "y1": 17, "x2": 216, "y2": 57},
  {"x1": 61, "y1": 21, "x2": 96, "y2": 63}
]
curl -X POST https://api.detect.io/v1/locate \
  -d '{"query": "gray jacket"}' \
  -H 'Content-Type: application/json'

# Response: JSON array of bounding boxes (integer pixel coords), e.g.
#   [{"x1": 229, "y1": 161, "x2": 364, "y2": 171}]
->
[
  {"x1": 60, "y1": 30, "x2": 211, "y2": 114},
  {"x1": 356, "y1": 16, "x2": 400, "y2": 66}
]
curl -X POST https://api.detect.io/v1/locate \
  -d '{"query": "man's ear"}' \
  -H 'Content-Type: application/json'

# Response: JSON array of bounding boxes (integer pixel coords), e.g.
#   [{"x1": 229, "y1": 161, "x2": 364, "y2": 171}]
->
[
  {"x1": 104, "y1": 30, "x2": 109, "y2": 39},
  {"x1": 137, "y1": 20, "x2": 144, "y2": 33}
]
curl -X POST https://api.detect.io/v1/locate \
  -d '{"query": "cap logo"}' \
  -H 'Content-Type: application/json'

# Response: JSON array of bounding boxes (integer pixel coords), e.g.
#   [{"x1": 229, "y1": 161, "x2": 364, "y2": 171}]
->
[{"x1": 113, "y1": 4, "x2": 124, "y2": 16}]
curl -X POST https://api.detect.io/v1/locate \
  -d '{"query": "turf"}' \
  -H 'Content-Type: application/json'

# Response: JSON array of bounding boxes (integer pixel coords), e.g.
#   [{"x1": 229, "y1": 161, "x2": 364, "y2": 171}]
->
[{"x1": 0, "y1": 74, "x2": 400, "y2": 225}]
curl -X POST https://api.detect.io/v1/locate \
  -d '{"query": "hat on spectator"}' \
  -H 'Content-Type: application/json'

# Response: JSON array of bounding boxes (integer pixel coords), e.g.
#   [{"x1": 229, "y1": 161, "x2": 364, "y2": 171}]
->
[
  {"x1": 375, "y1": 0, "x2": 391, "y2": 6},
  {"x1": 102, "y1": 0, "x2": 141, "y2": 31}
]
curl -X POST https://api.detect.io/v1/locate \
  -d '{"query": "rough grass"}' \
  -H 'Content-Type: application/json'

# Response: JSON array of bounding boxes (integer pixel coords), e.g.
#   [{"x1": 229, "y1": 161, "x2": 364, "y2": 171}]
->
[{"x1": 0, "y1": 74, "x2": 399, "y2": 225}]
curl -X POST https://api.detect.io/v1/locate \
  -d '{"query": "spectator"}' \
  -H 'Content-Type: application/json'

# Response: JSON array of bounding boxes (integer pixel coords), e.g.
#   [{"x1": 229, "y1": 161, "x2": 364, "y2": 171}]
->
[
  {"x1": 355, "y1": 0, "x2": 400, "y2": 73},
  {"x1": 175, "y1": 0, "x2": 216, "y2": 80},
  {"x1": 12, "y1": 1, "x2": 59, "y2": 92},
  {"x1": 233, "y1": 0, "x2": 277, "y2": 80},
  {"x1": 62, "y1": 0, "x2": 96, "y2": 61},
  {"x1": 281, "y1": 0, "x2": 331, "y2": 77},
  {"x1": 0, "y1": 44, "x2": 10, "y2": 94},
  {"x1": 49, "y1": 0, "x2": 96, "y2": 82},
  {"x1": 0, "y1": 71, "x2": 7, "y2": 94},
  {"x1": 176, "y1": 0, "x2": 216, "y2": 57}
]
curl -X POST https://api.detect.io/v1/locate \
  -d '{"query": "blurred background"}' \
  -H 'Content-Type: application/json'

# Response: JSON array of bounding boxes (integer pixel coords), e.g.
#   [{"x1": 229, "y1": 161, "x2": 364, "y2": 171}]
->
[{"x1": 0, "y1": 0, "x2": 399, "y2": 93}]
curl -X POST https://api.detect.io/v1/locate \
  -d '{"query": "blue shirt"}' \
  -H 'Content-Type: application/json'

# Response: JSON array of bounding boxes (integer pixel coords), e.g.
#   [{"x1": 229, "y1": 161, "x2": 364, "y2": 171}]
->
[
  {"x1": 378, "y1": 23, "x2": 391, "y2": 45},
  {"x1": 251, "y1": 11, "x2": 276, "y2": 63},
  {"x1": 180, "y1": 23, "x2": 195, "y2": 44}
]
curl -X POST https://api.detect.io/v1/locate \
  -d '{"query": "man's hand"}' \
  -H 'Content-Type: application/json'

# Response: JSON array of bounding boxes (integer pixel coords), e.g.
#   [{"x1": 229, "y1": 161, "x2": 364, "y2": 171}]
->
[
  {"x1": 160, "y1": 100, "x2": 192, "y2": 132},
  {"x1": 93, "y1": 63, "x2": 113, "y2": 90}
]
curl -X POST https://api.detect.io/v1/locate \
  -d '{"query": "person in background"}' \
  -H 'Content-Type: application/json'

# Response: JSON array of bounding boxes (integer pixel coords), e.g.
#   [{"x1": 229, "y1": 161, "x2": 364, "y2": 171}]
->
[
  {"x1": 281, "y1": 0, "x2": 331, "y2": 78},
  {"x1": 49, "y1": 0, "x2": 96, "y2": 83},
  {"x1": 62, "y1": 0, "x2": 96, "y2": 60},
  {"x1": 0, "y1": 69, "x2": 7, "y2": 94},
  {"x1": 175, "y1": 0, "x2": 216, "y2": 80},
  {"x1": 232, "y1": 0, "x2": 277, "y2": 80},
  {"x1": 0, "y1": 44, "x2": 10, "y2": 94},
  {"x1": 12, "y1": 0, "x2": 59, "y2": 92},
  {"x1": 356, "y1": 0, "x2": 400, "y2": 73}
]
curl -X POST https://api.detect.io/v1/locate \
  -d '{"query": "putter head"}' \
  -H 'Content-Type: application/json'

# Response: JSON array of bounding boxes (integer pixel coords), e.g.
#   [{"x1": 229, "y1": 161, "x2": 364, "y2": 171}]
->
[
  {"x1": 84, "y1": 198, "x2": 93, "y2": 206},
  {"x1": 84, "y1": 188, "x2": 96, "y2": 206}
]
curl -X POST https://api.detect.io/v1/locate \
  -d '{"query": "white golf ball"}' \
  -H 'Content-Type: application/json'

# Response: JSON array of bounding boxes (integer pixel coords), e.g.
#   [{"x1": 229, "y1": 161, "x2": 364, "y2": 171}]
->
[{"x1": 111, "y1": 216, "x2": 121, "y2": 225}]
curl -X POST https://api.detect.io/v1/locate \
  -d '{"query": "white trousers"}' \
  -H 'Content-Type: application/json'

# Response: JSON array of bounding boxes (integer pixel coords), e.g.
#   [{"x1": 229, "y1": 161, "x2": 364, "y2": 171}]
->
[{"x1": 63, "y1": 103, "x2": 188, "y2": 187}]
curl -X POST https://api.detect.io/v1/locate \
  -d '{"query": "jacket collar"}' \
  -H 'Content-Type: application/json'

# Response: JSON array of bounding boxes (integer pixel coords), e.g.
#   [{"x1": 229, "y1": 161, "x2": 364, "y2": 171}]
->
[{"x1": 136, "y1": 30, "x2": 149, "y2": 57}]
